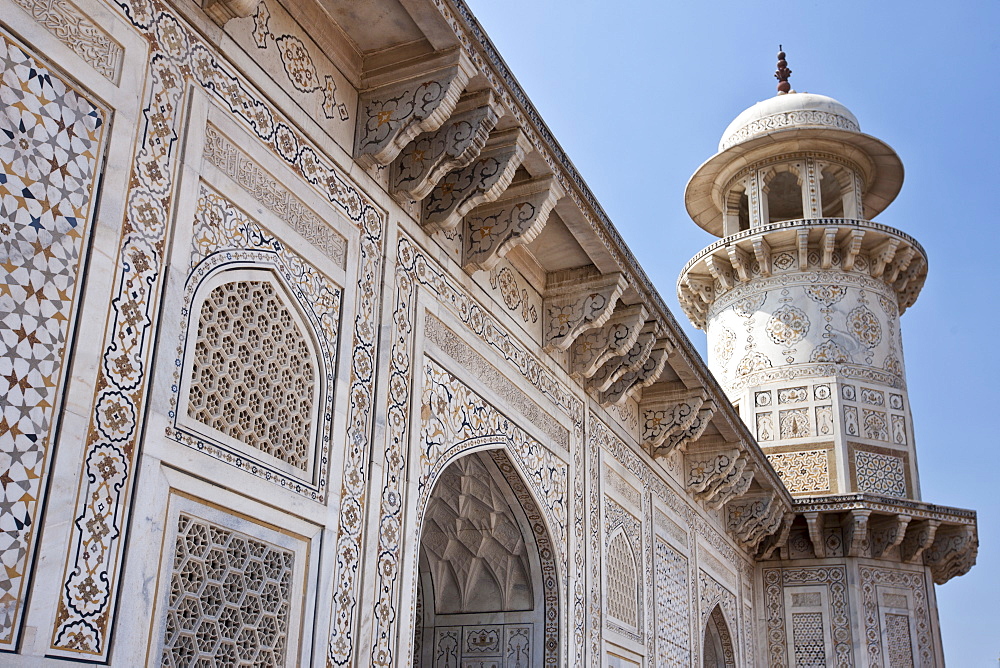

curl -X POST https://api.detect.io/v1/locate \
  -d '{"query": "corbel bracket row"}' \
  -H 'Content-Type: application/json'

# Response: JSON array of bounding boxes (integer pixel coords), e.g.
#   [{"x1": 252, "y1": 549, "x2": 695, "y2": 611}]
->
[
  {"x1": 542, "y1": 272, "x2": 628, "y2": 352},
  {"x1": 641, "y1": 389, "x2": 714, "y2": 458},
  {"x1": 462, "y1": 176, "x2": 564, "y2": 272},
  {"x1": 391, "y1": 89, "x2": 502, "y2": 201},
  {"x1": 570, "y1": 304, "x2": 648, "y2": 379},
  {"x1": 354, "y1": 49, "x2": 477, "y2": 169},
  {"x1": 422, "y1": 128, "x2": 532, "y2": 233},
  {"x1": 726, "y1": 492, "x2": 784, "y2": 553}
]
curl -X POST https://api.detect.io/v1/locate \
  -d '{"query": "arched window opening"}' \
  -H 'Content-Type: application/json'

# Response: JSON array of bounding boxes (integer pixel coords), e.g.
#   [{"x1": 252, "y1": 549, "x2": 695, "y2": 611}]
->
[
  {"x1": 606, "y1": 530, "x2": 640, "y2": 627},
  {"x1": 820, "y1": 167, "x2": 846, "y2": 218},
  {"x1": 738, "y1": 191, "x2": 750, "y2": 231},
  {"x1": 766, "y1": 170, "x2": 804, "y2": 223},
  {"x1": 724, "y1": 187, "x2": 751, "y2": 235},
  {"x1": 184, "y1": 272, "x2": 320, "y2": 476}
]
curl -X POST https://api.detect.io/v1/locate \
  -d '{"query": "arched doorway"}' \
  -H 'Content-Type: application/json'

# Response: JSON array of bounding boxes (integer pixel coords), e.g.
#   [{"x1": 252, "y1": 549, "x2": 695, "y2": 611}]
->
[
  {"x1": 702, "y1": 605, "x2": 736, "y2": 668},
  {"x1": 412, "y1": 449, "x2": 557, "y2": 667}
]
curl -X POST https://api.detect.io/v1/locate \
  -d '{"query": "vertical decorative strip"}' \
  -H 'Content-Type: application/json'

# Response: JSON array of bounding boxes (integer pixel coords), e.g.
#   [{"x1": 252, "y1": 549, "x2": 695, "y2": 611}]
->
[
  {"x1": 46, "y1": 2, "x2": 384, "y2": 659},
  {"x1": 0, "y1": 30, "x2": 107, "y2": 649}
]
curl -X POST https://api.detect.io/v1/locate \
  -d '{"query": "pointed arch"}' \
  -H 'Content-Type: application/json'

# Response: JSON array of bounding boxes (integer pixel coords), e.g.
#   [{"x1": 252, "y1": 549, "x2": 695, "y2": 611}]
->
[
  {"x1": 605, "y1": 528, "x2": 640, "y2": 627},
  {"x1": 413, "y1": 447, "x2": 559, "y2": 667},
  {"x1": 702, "y1": 604, "x2": 736, "y2": 668},
  {"x1": 178, "y1": 264, "x2": 329, "y2": 481}
]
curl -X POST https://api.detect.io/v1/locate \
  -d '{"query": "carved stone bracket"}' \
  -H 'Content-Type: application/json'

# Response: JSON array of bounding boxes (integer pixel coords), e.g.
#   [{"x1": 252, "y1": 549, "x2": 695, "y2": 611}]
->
[
  {"x1": 589, "y1": 323, "x2": 657, "y2": 392},
  {"x1": 845, "y1": 509, "x2": 872, "y2": 557},
  {"x1": 202, "y1": 0, "x2": 258, "y2": 25},
  {"x1": 869, "y1": 237, "x2": 900, "y2": 278},
  {"x1": 570, "y1": 304, "x2": 648, "y2": 379},
  {"x1": 422, "y1": 128, "x2": 532, "y2": 233},
  {"x1": 803, "y1": 511, "x2": 826, "y2": 559},
  {"x1": 900, "y1": 519, "x2": 940, "y2": 563},
  {"x1": 924, "y1": 524, "x2": 977, "y2": 585},
  {"x1": 641, "y1": 388, "x2": 711, "y2": 457},
  {"x1": 686, "y1": 448, "x2": 742, "y2": 495},
  {"x1": 541, "y1": 271, "x2": 628, "y2": 352},
  {"x1": 727, "y1": 245, "x2": 751, "y2": 282},
  {"x1": 704, "y1": 254, "x2": 734, "y2": 291},
  {"x1": 597, "y1": 338, "x2": 672, "y2": 407},
  {"x1": 651, "y1": 406, "x2": 715, "y2": 459},
  {"x1": 390, "y1": 90, "x2": 502, "y2": 201},
  {"x1": 355, "y1": 49, "x2": 476, "y2": 168},
  {"x1": 820, "y1": 227, "x2": 838, "y2": 269},
  {"x1": 757, "y1": 512, "x2": 794, "y2": 560},
  {"x1": 752, "y1": 236, "x2": 772, "y2": 277},
  {"x1": 870, "y1": 514, "x2": 910, "y2": 558},
  {"x1": 687, "y1": 447, "x2": 756, "y2": 509},
  {"x1": 727, "y1": 492, "x2": 783, "y2": 552},
  {"x1": 462, "y1": 175, "x2": 564, "y2": 272},
  {"x1": 698, "y1": 460, "x2": 753, "y2": 510},
  {"x1": 841, "y1": 229, "x2": 865, "y2": 271}
]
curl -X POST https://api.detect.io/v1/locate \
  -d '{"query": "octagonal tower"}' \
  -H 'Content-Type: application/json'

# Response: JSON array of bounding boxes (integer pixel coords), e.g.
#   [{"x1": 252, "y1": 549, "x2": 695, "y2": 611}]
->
[{"x1": 678, "y1": 59, "x2": 922, "y2": 500}]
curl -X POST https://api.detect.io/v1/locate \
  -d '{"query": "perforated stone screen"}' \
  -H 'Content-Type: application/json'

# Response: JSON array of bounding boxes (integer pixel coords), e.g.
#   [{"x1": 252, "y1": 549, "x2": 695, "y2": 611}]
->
[
  {"x1": 161, "y1": 513, "x2": 294, "y2": 666},
  {"x1": 791, "y1": 611, "x2": 826, "y2": 667},
  {"x1": 606, "y1": 531, "x2": 639, "y2": 627},
  {"x1": 188, "y1": 280, "x2": 315, "y2": 470}
]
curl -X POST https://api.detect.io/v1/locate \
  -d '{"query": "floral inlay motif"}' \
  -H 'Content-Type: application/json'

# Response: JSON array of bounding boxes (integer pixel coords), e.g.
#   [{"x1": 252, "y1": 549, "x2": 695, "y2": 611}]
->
[
  {"x1": 810, "y1": 340, "x2": 851, "y2": 364},
  {"x1": 805, "y1": 284, "x2": 847, "y2": 307},
  {"x1": 714, "y1": 326, "x2": 736, "y2": 364},
  {"x1": 848, "y1": 305, "x2": 882, "y2": 348},
  {"x1": 766, "y1": 304, "x2": 810, "y2": 346},
  {"x1": 736, "y1": 351, "x2": 772, "y2": 376}
]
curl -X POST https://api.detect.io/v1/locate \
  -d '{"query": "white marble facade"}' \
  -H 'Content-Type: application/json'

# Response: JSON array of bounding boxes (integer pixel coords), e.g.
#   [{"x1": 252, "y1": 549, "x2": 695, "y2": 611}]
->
[{"x1": 0, "y1": 2, "x2": 975, "y2": 667}]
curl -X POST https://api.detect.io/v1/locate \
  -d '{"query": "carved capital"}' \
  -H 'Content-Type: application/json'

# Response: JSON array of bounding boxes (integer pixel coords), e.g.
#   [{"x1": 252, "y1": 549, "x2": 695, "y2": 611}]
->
[
  {"x1": 597, "y1": 338, "x2": 672, "y2": 407},
  {"x1": 570, "y1": 304, "x2": 648, "y2": 379},
  {"x1": 202, "y1": 0, "x2": 258, "y2": 25},
  {"x1": 390, "y1": 90, "x2": 502, "y2": 201},
  {"x1": 422, "y1": 128, "x2": 531, "y2": 233},
  {"x1": 925, "y1": 524, "x2": 977, "y2": 585},
  {"x1": 542, "y1": 271, "x2": 627, "y2": 352},
  {"x1": 355, "y1": 50, "x2": 476, "y2": 168},
  {"x1": 462, "y1": 176, "x2": 564, "y2": 272}
]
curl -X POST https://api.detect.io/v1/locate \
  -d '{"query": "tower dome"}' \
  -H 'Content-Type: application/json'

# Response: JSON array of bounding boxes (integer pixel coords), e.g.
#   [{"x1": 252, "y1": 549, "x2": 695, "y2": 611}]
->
[
  {"x1": 719, "y1": 92, "x2": 860, "y2": 151},
  {"x1": 685, "y1": 54, "x2": 904, "y2": 238}
]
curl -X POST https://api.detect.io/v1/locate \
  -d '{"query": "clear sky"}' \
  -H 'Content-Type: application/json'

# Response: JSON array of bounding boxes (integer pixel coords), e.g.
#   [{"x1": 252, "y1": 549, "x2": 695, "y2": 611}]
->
[{"x1": 464, "y1": 0, "x2": 1000, "y2": 664}]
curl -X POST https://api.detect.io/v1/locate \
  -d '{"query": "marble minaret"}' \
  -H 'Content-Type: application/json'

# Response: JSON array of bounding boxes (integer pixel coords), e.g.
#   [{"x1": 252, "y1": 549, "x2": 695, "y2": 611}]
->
[{"x1": 678, "y1": 51, "x2": 977, "y2": 665}]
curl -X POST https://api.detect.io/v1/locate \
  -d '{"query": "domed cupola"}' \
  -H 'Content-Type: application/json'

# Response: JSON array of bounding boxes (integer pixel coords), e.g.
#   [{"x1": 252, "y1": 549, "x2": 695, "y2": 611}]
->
[{"x1": 684, "y1": 49, "x2": 905, "y2": 239}]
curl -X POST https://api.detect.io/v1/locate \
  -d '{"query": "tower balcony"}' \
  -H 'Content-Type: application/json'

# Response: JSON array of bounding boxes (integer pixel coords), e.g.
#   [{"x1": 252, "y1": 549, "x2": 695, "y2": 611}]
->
[
  {"x1": 762, "y1": 493, "x2": 978, "y2": 585},
  {"x1": 678, "y1": 217, "x2": 927, "y2": 330}
]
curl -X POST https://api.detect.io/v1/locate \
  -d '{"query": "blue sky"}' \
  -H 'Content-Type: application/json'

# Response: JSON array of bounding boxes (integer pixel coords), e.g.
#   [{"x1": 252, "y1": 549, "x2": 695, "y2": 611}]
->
[{"x1": 464, "y1": 1, "x2": 1000, "y2": 663}]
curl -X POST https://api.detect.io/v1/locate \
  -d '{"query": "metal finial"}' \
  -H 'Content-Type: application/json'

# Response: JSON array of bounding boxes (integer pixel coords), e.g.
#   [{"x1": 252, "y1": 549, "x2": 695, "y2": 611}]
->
[{"x1": 775, "y1": 46, "x2": 792, "y2": 94}]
